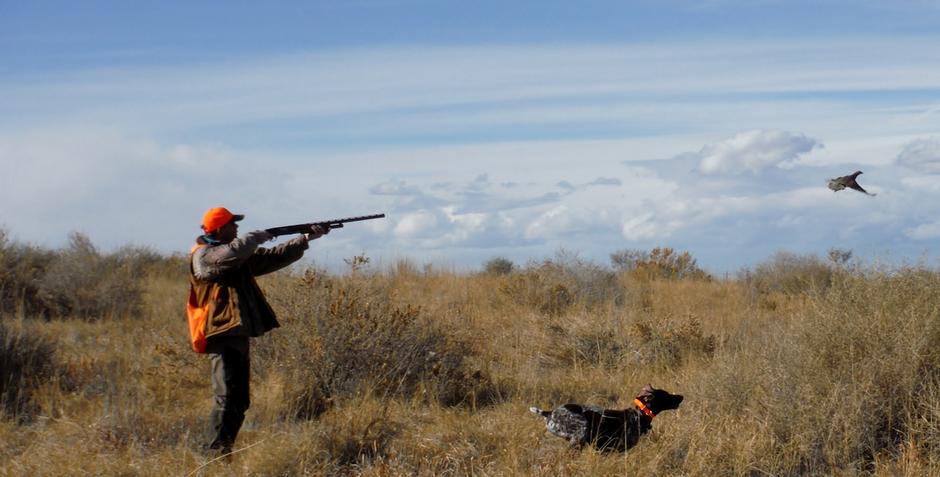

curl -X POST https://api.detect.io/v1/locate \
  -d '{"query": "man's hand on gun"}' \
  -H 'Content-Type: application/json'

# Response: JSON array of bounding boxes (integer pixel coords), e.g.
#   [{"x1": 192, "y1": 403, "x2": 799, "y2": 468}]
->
[
  {"x1": 304, "y1": 224, "x2": 330, "y2": 241},
  {"x1": 250, "y1": 225, "x2": 328, "y2": 243}
]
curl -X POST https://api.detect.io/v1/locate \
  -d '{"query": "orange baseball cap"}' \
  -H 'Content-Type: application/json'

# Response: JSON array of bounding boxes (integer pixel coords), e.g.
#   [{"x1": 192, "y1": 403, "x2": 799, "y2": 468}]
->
[{"x1": 201, "y1": 207, "x2": 244, "y2": 233}]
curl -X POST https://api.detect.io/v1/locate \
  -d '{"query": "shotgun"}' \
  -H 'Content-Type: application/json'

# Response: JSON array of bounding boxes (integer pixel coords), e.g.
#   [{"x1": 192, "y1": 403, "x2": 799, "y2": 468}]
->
[{"x1": 265, "y1": 213, "x2": 386, "y2": 237}]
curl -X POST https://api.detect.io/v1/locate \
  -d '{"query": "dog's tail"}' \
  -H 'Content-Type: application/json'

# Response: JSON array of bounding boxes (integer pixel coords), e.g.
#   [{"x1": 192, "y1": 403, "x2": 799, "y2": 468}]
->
[{"x1": 529, "y1": 406, "x2": 552, "y2": 419}]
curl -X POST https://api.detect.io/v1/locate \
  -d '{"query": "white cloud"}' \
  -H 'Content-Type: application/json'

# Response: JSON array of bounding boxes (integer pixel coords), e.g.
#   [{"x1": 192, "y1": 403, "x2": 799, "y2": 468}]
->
[
  {"x1": 905, "y1": 220, "x2": 940, "y2": 240},
  {"x1": 0, "y1": 127, "x2": 340, "y2": 251},
  {"x1": 617, "y1": 194, "x2": 758, "y2": 241},
  {"x1": 587, "y1": 177, "x2": 622, "y2": 187},
  {"x1": 897, "y1": 137, "x2": 940, "y2": 173},
  {"x1": 621, "y1": 213, "x2": 668, "y2": 240},
  {"x1": 697, "y1": 129, "x2": 822, "y2": 175},
  {"x1": 369, "y1": 180, "x2": 423, "y2": 196},
  {"x1": 385, "y1": 206, "x2": 505, "y2": 249},
  {"x1": 525, "y1": 206, "x2": 573, "y2": 240},
  {"x1": 393, "y1": 210, "x2": 440, "y2": 238},
  {"x1": 900, "y1": 174, "x2": 940, "y2": 193}
]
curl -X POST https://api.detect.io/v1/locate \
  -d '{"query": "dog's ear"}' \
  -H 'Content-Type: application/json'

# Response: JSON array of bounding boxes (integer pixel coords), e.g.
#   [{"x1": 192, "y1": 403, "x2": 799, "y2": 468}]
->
[{"x1": 636, "y1": 384, "x2": 655, "y2": 401}]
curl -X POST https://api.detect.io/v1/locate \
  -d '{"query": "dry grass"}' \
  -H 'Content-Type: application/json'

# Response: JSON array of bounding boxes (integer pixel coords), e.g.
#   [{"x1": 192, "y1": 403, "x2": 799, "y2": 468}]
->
[{"x1": 2, "y1": 235, "x2": 940, "y2": 476}]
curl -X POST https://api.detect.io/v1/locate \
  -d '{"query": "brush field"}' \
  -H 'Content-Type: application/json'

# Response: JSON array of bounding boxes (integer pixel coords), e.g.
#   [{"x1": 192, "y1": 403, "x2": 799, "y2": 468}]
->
[{"x1": 2, "y1": 233, "x2": 939, "y2": 476}]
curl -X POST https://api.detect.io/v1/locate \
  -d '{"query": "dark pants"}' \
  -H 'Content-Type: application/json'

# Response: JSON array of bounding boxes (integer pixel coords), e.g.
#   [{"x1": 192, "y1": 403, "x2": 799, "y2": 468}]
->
[{"x1": 206, "y1": 336, "x2": 250, "y2": 451}]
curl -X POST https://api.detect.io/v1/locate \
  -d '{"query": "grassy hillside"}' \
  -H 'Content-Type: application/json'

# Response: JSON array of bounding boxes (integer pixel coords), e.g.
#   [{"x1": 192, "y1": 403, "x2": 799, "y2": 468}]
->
[{"x1": 2, "y1": 232, "x2": 939, "y2": 476}]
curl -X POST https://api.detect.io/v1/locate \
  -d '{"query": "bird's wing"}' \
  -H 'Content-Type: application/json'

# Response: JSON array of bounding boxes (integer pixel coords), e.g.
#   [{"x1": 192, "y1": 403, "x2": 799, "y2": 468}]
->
[{"x1": 848, "y1": 180, "x2": 876, "y2": 196}]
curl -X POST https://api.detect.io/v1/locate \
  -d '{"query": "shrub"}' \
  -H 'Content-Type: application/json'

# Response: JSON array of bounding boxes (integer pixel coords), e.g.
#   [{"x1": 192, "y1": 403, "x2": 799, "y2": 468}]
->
[
  {"x1": 0, "y1": 230, "x2": 56, "y2": 317},
  {"x1": 0, "y1": 232, "x2": 156, "y2": 320},
  {"x1": 827, "y1": 247, "x2": 853, "y2": 267},
  {"x1": 483, "y1": 257, "x2": 514, "y2": 276},
  {"x1": 611, "y1": 247, "x2": 710, "y2": 281},
  {"x1": 318, "y1": 287, "x2": 493, "y2": 406},
  {"x1": 316, "y1": 400, "x2": 402, "y2": 468},
  {"x1": 750, "y1": 267, "x2": 940, "y2": 472},
  {"x1": 0, "y1": 230, "x2": 154, "y2": 319},
  {"x1": 36, "y1": 232, "x2": 144, "y2": 320},
  {"x1": 0, "y1": 320, "x2": 56, "y2": 421},
  {"x1": 626, "y1": 314, "x2": 718, "y2": 369},
  {"x1": 259, "y1": 278, "x2": 499, "y2": 421},
  {"x1": 499, "y1": 250, "x2": 623, "y2": 315},
  {"x1": 538, "y1": 315, "x2": 627, "y2": 368},
  {"x1": 744, "y1": 250, "x2": 834, "y2": 297},
  {"x1": 343, "y1": 252, "x2": 371, "y2": 273}
]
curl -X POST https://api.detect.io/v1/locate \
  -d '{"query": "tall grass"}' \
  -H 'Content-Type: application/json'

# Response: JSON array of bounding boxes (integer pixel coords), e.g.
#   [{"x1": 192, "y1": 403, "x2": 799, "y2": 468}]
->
[{"x1": 1, "y1": 232, "x2": 939, "y2": 475}]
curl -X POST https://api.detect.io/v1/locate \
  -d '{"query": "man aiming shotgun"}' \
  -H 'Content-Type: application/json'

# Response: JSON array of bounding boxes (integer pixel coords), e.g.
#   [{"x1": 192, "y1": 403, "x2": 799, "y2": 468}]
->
[{"x1": 186, "y1": 207, "x2": 383, "y2": 457}]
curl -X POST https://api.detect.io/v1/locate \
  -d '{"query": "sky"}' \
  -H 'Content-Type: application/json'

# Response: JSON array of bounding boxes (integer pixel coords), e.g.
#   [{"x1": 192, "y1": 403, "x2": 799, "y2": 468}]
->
[{"x1": 3, "y1": 0, "x2": 940, "y2": 274}]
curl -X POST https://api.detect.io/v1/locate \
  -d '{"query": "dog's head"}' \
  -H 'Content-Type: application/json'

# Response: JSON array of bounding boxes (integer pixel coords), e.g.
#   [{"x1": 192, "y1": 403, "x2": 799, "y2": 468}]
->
[{"x1": 635, "y1": 384, "x2": 683, "y2": 415}]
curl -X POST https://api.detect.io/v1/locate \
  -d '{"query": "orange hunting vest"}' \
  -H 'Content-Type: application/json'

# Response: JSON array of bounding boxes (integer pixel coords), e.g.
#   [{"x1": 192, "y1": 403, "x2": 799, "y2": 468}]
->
[
  {"x1": 186, "y1": 244, "x2": 210, "y2": 353},
  {"x1": 186, "y1": 238, "x2": 289, "y2": 352}
]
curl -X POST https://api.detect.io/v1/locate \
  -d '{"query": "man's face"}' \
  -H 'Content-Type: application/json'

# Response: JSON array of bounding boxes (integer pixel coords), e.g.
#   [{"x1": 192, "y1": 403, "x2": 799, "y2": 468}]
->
[{"x1": 215, "y1": 220, "x2": 238, "y2": 243}]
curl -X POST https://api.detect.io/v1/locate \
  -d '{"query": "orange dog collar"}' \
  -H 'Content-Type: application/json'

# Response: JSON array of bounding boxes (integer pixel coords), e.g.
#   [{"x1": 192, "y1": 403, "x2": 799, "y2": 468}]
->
[{"x1": 634, "y1": 398, "x2": 655, "y2": 419}]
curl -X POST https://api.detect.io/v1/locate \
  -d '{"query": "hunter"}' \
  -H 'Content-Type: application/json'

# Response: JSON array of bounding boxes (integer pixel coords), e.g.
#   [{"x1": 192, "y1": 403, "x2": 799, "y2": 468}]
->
[{"x1": 187, "y1": 206, "x2": 328, "y2": 456}]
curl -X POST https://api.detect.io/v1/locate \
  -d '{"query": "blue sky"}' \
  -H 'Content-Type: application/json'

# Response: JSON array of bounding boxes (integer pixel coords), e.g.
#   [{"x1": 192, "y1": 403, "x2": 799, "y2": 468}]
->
[{"x1": 3, "y1": 1, "x2": 940, "y2": 273}]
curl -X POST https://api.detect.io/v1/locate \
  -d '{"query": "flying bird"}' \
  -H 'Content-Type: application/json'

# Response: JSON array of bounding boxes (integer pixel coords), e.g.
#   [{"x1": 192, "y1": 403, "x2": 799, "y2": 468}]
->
[{"x1": 828, "y1": 170, "x2": 876, "y2": 196}]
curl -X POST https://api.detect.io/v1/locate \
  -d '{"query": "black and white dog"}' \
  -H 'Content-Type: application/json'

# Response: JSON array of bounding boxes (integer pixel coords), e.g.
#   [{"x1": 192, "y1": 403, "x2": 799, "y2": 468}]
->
[{"x1": 530, "y1": 384, "x2": 683, "y2": 452}]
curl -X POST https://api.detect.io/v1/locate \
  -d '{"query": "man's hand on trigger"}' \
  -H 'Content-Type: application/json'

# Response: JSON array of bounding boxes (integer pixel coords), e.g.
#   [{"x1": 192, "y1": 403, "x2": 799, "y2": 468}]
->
[{"x1": 304, "y1": 224, "x2": 329, "y2": 241}]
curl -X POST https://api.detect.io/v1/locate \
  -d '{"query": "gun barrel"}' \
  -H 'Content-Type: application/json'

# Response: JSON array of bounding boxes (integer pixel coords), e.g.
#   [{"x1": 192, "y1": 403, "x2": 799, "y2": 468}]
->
[
  {"x1": 265, "y1": 213, "x2": 386, "y2": 236},
  {"x1": 327, "y1": 213, "x2": 386, "y2": 224}
]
